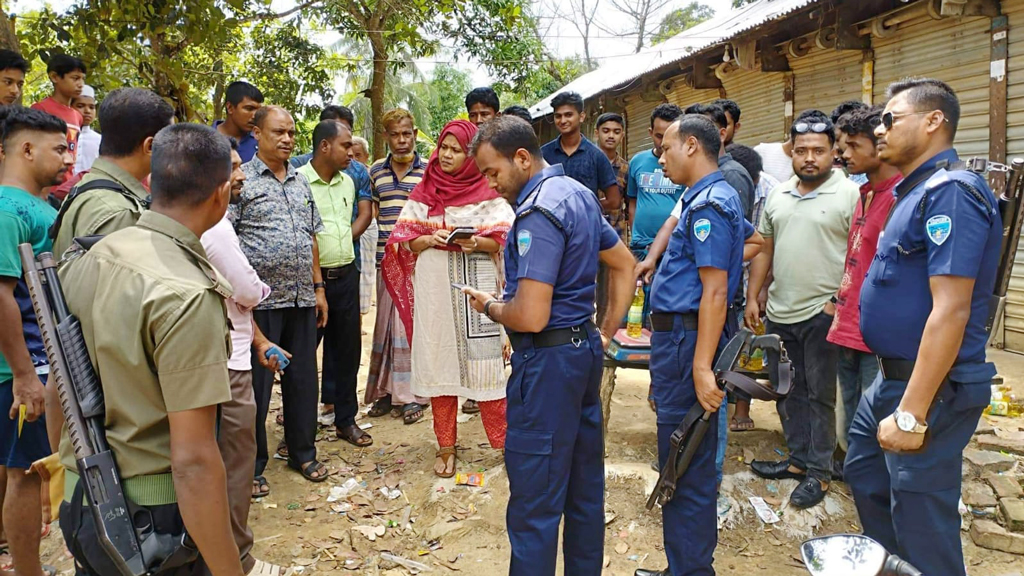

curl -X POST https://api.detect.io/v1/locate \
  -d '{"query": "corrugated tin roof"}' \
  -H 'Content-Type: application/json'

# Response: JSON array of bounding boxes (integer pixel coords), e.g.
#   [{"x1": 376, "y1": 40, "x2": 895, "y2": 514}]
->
[{"x1": 529, "y1": 0, "x2": 820, "y2": 118}]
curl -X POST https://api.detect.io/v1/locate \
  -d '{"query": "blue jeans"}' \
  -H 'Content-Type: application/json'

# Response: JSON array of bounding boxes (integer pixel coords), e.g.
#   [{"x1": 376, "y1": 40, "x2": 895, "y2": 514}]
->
[{"x1": 837, "y1": 346, "x2": 878, "y2": 448}]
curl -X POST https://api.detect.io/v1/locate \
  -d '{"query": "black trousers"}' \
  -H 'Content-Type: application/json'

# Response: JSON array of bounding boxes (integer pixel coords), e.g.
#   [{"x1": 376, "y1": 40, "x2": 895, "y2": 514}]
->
[
  {"x1": 316, "y1": 264, "x2": 361, "y2": 428},
  {"x1": 251, "y1": 306, "x2": 318, "y2": 476}
]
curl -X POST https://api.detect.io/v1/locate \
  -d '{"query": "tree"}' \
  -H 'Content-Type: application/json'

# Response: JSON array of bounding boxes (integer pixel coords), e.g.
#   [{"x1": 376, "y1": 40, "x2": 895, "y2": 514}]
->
[
  {"x1": 425, "y1": 64, "x2": 472, "y2": 139},
  {"x1": 651, "y1": 2, "x2": 715, "y2": 45},
  {"x1": 605, "y1": 0, "x2": 675, "y2": 53},
  {"x1": 320, "y1": 0, "x2": 536, "y2": 158},
  {"x1": 732, "y1": 0, "x2": 758, "y2": 7},
  {"x1": 543, "y1": 0, "x2": 601, "y2": 71}
]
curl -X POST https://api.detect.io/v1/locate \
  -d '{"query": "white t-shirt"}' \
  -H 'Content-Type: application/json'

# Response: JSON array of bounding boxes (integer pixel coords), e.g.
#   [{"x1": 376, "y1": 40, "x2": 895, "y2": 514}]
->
[
  {"x1": 754, "y1": 142, "x2": 795, "y2": 184},
  {"x1": 74, "y1": 126, "x2": 101, "y2": 175}
]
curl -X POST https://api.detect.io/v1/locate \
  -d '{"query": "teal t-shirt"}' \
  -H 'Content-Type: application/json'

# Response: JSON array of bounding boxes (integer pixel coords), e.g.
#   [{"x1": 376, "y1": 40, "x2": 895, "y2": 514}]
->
[
  {"x1": 626, "y1": 149, "x2": 686, "y2": 249},
  {"x1": 0, "y1": 185, "x2": 58, "y2": 383}
]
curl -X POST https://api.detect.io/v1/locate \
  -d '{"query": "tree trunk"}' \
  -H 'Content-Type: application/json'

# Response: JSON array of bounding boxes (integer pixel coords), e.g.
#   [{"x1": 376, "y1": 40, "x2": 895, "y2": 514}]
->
[
  {"x1": 369, "y1": 31, "x2": 388, "y2": 160},
  {"x1": 0, "y1": 11, "x2": 19, "y2": 53}
]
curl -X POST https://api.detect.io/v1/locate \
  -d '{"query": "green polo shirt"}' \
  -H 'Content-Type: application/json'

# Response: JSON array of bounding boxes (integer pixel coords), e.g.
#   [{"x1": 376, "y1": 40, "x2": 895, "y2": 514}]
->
[
  {"x1": 298, "y1": 163, "x2": 356, "y2": 268},
  {"x1": 758, "y1": 169, "x2": 859, "y2": 324}
]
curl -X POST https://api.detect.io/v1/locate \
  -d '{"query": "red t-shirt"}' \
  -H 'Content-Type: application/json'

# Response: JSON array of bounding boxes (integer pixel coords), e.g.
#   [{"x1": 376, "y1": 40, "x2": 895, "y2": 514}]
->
[
  {"x1": 827, "y1": 174, "x2": 902, "y2": 352},
  {"x1": 31, "y1": 96, "x2": 84, "y2": 201}
]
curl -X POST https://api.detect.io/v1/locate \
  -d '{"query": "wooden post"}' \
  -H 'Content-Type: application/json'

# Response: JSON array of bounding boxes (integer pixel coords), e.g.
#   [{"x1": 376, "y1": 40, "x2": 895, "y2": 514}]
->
[
  {"x1": 783, "y1": 71, "x2": 795, "y2": 132},
  {"x1": 861, "y1": 49, "x2": 874, "y2": 105},
  {"x1": 990, "y1": 15, "x2": 1008, "y2": 190}
]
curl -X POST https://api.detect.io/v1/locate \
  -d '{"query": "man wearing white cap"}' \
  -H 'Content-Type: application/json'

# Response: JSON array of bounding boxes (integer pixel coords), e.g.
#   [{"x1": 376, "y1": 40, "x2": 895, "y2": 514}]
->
[{"x1": 71, "y1": 85, "x2": 101, "y2": 174}]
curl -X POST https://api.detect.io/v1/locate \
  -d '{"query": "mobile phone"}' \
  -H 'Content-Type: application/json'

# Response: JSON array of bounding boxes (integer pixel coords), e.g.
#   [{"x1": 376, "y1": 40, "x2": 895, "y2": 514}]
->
[
  {"x1": 264, "y1": 345, "x2": 290, "y2": 371},
  {"x1": 446, "y1": 227, "x2": 478, "y2": 245},
  {"x1": 451, "y1": 282, "x2": 472, "y2": 292}
]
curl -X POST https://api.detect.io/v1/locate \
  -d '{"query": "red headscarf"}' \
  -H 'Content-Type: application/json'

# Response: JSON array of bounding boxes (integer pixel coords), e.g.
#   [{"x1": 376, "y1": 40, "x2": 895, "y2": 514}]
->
[{"x1": 407, "y1": 119, "x2": 499, "y2": 216}]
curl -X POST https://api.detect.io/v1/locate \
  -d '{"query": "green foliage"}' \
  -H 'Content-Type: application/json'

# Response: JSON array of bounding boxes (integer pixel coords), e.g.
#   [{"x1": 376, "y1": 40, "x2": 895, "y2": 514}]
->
[
  {"x1": 652, "y1": 2, "x2": 716, "y2": 45},
  {"x1": 494, "y1": 55, "x2": 588, "y2": 109},
  {"x1": 732, "y1": 0, "x2": 758, "y2": 7},
  {"x1": 425, "y1": 64, "x2": 472, "y2": 140}
]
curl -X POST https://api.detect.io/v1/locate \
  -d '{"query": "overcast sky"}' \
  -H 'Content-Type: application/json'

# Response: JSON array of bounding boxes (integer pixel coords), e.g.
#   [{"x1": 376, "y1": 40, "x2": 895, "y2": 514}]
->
[{"x1": 9, "y1": 0, "x2": 736, "y2": 96}]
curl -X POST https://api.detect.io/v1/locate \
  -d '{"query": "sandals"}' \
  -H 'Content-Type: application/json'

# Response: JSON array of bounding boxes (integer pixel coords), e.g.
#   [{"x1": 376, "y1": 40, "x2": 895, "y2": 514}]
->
[
  {"x1": 275, "y1": 412, "x2": 284, "y2": 426},
  {"x1": 273, "y1": 441, "x2": 289, "y2": 461},
  {"x1": 435, "y1": 447, "x2": 457, "y2": 478},
  {"x1": 336, "y1": 424, "x2": 373, "y2": 447},
  {"x1": 730, "y1": 417, "x2": 755, "y2": 432},
  {"x1": 289, "y1": 459, "x2": 329, "y2": 482},
  {"x1": 367, "y1": 396, "x2": 394, "y2": 418},
  {"x1": 461, "y1": 399, "x2": 480, "y2": 414},
  {"x1": 402, "y1": 402, "x2": 426, "y2": 425},
  {"x1": 252, "y1": 476, "x2": 271, "y2": 499}
]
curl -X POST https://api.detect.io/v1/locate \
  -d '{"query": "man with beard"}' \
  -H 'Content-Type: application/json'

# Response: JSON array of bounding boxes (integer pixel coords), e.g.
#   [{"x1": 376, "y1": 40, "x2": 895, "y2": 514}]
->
[
  {"x1": 846, "y1": 78, "x2": 1001, "y2": 576},
  {"x1": 745, "y1": 110, "x2": 858, "y2": 509},
  {"x1": 199, "y1": 137, "x2": 288, "y2": 575},
  {"x1": 0, "y1": 107, "x2": 72, "y2": 576},
  {"x1": 465, "y1": 115, "x2": 635, "y2": 576},
  {"x1": 216, "y1": 82, "x2": 263, "y2": 163},
  {"x1": 232, "y1": 105, "x2": 329, "y2": 489}
]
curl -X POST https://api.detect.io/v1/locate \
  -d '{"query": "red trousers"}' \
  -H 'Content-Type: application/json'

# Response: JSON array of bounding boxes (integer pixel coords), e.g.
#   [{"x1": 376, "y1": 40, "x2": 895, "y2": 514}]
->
[{"x1": 432, "y1": 395, "x2": 507, "y2": 449}]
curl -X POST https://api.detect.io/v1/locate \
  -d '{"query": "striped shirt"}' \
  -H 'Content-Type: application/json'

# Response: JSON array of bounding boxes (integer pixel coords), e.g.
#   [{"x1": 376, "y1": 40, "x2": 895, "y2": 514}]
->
[{"x1": 370, "y1": 154, "x2": 425, "y2": 266}]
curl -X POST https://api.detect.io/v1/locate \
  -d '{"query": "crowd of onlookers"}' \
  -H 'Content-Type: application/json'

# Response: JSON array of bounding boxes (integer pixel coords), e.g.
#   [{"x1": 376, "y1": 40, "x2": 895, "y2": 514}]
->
[{"x1": 0, "y1": 42, "x2": 907, "y2": 575}]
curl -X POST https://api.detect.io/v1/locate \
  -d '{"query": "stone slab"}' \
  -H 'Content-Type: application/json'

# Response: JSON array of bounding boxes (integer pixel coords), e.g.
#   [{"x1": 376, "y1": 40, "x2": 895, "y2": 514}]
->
[
  {"x1": 965, "y1": 448, "x2": 1016, "y2": 474},
  {"x1": 1002, "y1": 498, "x2": 1024, "y2": 533},
  {"x1": 979, "y1": 435, "x2": 1024, "y2": 456},
  {"x1": 971, "y1": 519, "x2": 1024, "y2": 554},
  {"x1": 964, "y1": 481, "x2": 999, "y2": 508},
  {"x1": 987, "y1": 473, "x2": 1024, "y2": 499}
]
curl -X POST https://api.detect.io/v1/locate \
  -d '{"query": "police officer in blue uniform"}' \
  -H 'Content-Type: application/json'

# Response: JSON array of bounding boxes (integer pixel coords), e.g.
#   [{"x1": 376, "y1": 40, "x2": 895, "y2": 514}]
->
[
  {"x1": 464, "y1": 116, "x2": 636, "y2": 576},
  {"x1": 846, "y1": 78, "x2": 1001, "y2": 576},
  {"x1": 634, "y1": 115, "x2": 760, "y2": 576}
]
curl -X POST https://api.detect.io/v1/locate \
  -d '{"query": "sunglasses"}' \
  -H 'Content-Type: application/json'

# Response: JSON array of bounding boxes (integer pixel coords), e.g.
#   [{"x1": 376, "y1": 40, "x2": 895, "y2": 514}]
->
[
  {"x1": 793, "y1": 122, "x2": 829, "y2": 134},
  {"x1": 876, "y1": 111, "x2": 949, "y2": 130}
]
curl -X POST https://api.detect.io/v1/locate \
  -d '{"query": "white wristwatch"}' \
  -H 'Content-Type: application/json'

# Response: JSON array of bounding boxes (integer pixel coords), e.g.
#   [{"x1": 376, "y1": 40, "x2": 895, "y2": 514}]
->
[{"x1": 894, "y1": 409, "x2": 928, "y2": 434}]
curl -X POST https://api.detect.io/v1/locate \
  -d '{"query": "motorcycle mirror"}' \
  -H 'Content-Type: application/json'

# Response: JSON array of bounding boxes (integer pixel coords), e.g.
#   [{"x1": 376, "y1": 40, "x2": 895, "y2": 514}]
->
[{"x1": 800, "y1": 534, "x2": 887, "y2": 576}]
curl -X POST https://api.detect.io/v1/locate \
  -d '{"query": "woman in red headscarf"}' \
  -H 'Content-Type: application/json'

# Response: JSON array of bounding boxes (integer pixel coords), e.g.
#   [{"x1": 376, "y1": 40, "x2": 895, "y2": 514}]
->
[{"x1": 381, "y1": 119, "x2": 514, "y2": 478}]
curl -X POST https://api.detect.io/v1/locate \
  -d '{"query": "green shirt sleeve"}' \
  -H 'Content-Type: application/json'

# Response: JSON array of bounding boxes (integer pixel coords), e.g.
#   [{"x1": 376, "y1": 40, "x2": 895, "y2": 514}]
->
[
  {"x1": 152, "y1": 291, "x2": 232, "y2": 413},
  {"x1": 0, "y1": 212, "x2": 29, "y2": 279}
]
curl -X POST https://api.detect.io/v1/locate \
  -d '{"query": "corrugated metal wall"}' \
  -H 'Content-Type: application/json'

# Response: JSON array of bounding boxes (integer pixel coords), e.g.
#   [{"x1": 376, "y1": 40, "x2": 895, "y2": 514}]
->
[
  {"x1": 791, "y1": 45, "x2": 864, "y2": 118},
  {"x1": 625, "y1": 96, "x2": 665, "y2": 159},
  {"x1": 720, "y1": 67, "x2": 788, "y2": 145},
  {"x1": 873, "y1": 13, "x2": 991, "y2": 158},
  {"x1": 1004, "y1": 0, "x2": 1024, "y2": 351},
  {"x1": 666, "y1": 82, "x2": 721, "y2": 111}
]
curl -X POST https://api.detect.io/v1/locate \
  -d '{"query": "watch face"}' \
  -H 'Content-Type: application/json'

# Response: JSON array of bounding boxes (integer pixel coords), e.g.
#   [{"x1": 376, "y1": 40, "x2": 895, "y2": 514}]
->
[{"x1": 896, "y1": 411, "x2": 916, "y2": 432}]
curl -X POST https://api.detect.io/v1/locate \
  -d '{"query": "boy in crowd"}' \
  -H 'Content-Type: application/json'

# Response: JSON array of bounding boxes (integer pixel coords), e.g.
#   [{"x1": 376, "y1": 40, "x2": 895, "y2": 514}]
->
[
  {"x1": 0, "y1": 50, "x2": 27, "y2": 107},
  {"x1": 215, "y1": 81, "x2": 263, "y2": 163},
  {"x1": 71, "y1": 85, "x2": 100, "y2": 174},
  {"x1": 32, "y1": 54, "x2": 86, "y2": 201},
  {"x1": 465, "y1": 87, "x2": 500, "y2": 127}
]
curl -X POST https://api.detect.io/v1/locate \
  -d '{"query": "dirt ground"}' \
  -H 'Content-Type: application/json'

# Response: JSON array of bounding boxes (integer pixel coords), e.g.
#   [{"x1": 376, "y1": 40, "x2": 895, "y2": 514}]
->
[{"x1": 35, "y1": 306, "x2": 1024, "y2": 575}]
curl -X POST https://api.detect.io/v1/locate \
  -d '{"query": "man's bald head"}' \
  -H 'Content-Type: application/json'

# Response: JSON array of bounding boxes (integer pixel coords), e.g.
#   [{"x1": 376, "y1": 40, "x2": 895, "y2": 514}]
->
[
  {"x1": 253, "y1": 105, "x2": 292, "y2": 130},
  {"x1": 252, "y1": 105, "x2": 296, "y2": 165}
]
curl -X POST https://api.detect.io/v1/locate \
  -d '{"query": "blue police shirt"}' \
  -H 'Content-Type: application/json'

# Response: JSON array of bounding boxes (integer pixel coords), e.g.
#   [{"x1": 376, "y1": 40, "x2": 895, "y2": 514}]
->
[
  {"x1": 504, "y1": 164, "x2": 621, "y2": 330},
  {"x1": 650, "y1": 172, "x2": 752, "y2": 314},
  {"x1": 860, "y1": 149, "x2": 1001, "y2": 364},
  {"x1": 541, "y1": 135, "x2": 618, "y2": 195}
]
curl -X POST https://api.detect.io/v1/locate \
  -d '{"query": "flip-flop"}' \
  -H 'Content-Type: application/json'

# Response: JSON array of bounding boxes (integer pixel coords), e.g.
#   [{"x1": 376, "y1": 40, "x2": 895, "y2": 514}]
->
[
  {"x1": 435, "y1": 447, "x2": 457, "y2": 478},
  {"x1": 289, "y1": 459, "x2": 329, "y2": 483},
  {"x1": 272, "y1": 441, "x2": 289, "y2": 461},
  {"x1": 336, "y1": 424, "x2": 373, "y2": 447},
  {"x1": 252, "y1": 476, "x2": 271, "y2": 499},
  {"x1": 729, "y1": 417, "x2": 755, "y2": 432},
  {"x1": 461, "y1": 399, "x2": 481, "y2": 414},
  {"x1": 402, "y1": 402, "x2": 426, "y2": 425},
  {"x1": 367, "y1": 396, "x2": 393, "y2": 418}
]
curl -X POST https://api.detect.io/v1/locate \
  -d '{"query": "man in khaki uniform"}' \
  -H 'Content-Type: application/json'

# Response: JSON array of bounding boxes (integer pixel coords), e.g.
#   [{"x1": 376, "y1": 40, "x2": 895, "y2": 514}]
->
[
  {"x1": 51, "y1": 87, "x2": 174, "y2": 256},
  {"x1": 55, "y1": 123, "x2": 244, "y2": 576}
]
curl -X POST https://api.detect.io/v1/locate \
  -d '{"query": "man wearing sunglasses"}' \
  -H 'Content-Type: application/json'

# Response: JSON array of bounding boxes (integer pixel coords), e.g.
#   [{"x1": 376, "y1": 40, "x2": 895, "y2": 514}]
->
[
  {"x1": 745, "y1": 110, "x2": 859, "y2": 509},
  {"x1": 845, "y1": 79, "x2": 1001, "y2": 576}
]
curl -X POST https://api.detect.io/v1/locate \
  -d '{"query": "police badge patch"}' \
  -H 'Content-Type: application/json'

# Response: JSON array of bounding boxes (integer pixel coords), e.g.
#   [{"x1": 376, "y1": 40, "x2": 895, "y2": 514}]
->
[
  {"x1": 925, "y1": 215, "x2": 952, "y2": 246},
  {"x1": 694, "y1": 218, "x2": 711, "y2": 243},
  {"x1": 517, "y1": 229, "x2": 532, "y2": 255}
]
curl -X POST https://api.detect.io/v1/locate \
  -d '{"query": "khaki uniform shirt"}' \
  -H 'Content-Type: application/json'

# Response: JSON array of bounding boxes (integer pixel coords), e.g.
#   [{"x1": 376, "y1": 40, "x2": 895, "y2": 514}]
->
[
  {"x1": 52, "y1": 158, "x2": 149, "y2": 257},
  {"x1": 58, "y1": 211, "x2": 233, "y2": 504}
]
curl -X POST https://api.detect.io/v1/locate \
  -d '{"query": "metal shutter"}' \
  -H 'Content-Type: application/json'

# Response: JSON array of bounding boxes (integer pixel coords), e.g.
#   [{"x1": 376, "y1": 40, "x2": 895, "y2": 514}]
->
[
  {"x1": 872, "y1": 13, "x2": 991, "y2": 157},
  {"x1": 1004, "y1": 0, "x2": 1024, "y2": 351},
  {"x1": 720, "y1": 67, "x2": 788, "y2": 145},
  {"x1": 625, "y1": 96, "x2": 664, "y2": 159},
  {"x1": 791, "y1": 46, "x2": 864, "y2": 118}
]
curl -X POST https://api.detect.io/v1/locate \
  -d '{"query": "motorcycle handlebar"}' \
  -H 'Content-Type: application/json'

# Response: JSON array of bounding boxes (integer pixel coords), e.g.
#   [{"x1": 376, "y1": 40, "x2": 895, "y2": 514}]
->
[{"x1": 883, "y1": 555, "x2": 923, "y2": 576}]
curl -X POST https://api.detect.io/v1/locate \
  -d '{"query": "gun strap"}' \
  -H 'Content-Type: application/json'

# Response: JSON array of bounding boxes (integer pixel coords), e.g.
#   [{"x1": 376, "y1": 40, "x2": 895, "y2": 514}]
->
[
  {"x1": 48, "y1": 179, "x2": 147, "y2": 241},
  {"x1": 936, "y1": 158, "x2": 1012, "y2": 174}
]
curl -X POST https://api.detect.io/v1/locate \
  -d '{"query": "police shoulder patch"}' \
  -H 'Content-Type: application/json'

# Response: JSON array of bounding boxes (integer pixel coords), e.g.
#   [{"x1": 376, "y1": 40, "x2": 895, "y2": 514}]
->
[
  {"x1": 925, "y1": 215, "x2": 952, "y2": 246},
  {"x1": 517, "y1": 229, "x2": 532, "y2": 255},
  {"x1": 693, "y1": 218, "x2": 711, "y2": 243}
]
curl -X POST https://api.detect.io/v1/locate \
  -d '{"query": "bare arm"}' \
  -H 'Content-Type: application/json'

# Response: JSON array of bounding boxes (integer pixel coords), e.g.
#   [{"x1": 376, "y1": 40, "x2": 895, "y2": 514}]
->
[
  {"x1": 352, "y1": 199, "x2": 372, "y2": 239},
  {"x1": 599, "y1": 241, "x2": 637, "y2": 341},
  {"x1": 469, "y1": 278, "x2": 552, "y2": 333},
  {"x1": 744, "y1": 236, "x2": 774, "y2": 328},
  {"x1": 600, "y1": 184, "x2": 622, "y2": 213},
  {"x1": 635, "y1": 215, "x2": 678, "y2": 283},
  {"x1": 627, "y1": 198, "x2": 637, "y2": 229},
  {"x1": 1, "y1": 277, "x2": 44, "y2": 421},
  {"x1": 744, "y1": 231, "x2": 764, "y2": 262},
  {"x1": 312, "y1": 236, "x2": 327, "y2": 328},
  {"x1": 169, "y1": 405, "x2": 245, "y2": 576},
  {"x1": 693, "y1": 267, "x2": 729, "y2": 411}
]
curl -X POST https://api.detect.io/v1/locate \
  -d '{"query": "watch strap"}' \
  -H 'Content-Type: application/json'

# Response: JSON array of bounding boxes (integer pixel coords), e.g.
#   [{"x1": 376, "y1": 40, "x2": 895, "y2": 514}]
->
[
  {"x1": 895, "y1": 409, "x2": 928, "y2": 434},
  {"x1": 314, "y1": 281, "x2": 326, "y2": 290}
]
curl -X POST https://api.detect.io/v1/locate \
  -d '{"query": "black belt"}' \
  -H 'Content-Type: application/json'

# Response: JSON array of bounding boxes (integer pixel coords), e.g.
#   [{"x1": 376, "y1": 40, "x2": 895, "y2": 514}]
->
[
  {"x1": 877, "y1": 357, "x2": 955, "y2": 384},
  {"x1": 509, "y1": 322, "x2": 594, "y2": 350},
  {"x1": 323, "y1": 263, "x2": 355, "y2": 280},
  {"x1": 650, "y1": 312, "x2": 699, "y2": 332}
]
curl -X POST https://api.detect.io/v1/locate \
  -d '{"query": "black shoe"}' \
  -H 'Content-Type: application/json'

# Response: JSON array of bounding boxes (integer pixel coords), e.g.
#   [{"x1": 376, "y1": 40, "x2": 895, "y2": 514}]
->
[
  {"x1": 790, "y1": 476, "x2": 827, "y2": 509},
  {"x1": 635, "y1": 569, "x2": 669, "y2": 576},
  {"x1": 750, "y1": 459, "x2": 805, "y2": 480}
]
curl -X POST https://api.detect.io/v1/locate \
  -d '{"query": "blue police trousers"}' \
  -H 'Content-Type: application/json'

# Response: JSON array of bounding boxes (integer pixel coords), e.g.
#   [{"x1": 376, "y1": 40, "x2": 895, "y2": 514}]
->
[
  {"x1": 504, "y1": 326, "x2": 605, "y2": 576},
  {"x1": 650, "y1": 320, "x2": 719, "y2": 576},
  {"x1": 845, "y1": 366, "x2": 991, "y2": 576}
]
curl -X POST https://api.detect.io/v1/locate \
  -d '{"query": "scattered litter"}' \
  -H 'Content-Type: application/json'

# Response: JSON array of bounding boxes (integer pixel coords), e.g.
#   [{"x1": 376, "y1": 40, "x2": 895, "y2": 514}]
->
[
  {"x1": 627, "y1": 554, "x2": 639, "y2": 561},
  {"x1": 327, "y1": 478, "x2": 360, "y2": 502},
  {"x1": 331, "y1": 502, "x2": 352, "y2": 513},
  {"x1": 614, "y1": 542, "x2": 629, "y2": 555},
  {"x1": 743, "y1": 449, "x2": 755, "y2": 464},
  {"x1": 773, "y1": 448, "x2": 785, "y2": 457},
  {"x1": 603, "y1": 556, "x2": 611, "y2": 568},
  {"x1": 749, "y1": 496, "x2": 781, "y2": 524},
  {"x1": 381, "y1": 552, "x2": 432, "y2": 572},
  {"x1": 604, "y1": 512, "x2": 617, "y2": 525},
  {"x1": 361, "y1": 422, "x2": 374, "y2": 430},
  {"x1": 456, "y1": 413, "x2": 476, "y2": 424},
  {"x1": 380, "y1": 487, "x2": 402, "y2": 500},
  {"x1": 455, "y1": 472, "x2": 485, "y2": 487},
  {"x1": 353, "y1": 525, "x2": 386, "y2": 541},
  {"x1": 627, "y1": 521, "x2": 637, "y2": 532},
  {"x1": 263, "y1": 502, "x2": 277, "y2": 509}
]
